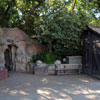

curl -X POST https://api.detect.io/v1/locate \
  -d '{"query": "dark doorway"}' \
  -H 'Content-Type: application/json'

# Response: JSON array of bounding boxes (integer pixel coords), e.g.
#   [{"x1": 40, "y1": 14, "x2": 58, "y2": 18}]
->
[{"x1": 4, "y1": 45, "x2": 17, "y2": 71}]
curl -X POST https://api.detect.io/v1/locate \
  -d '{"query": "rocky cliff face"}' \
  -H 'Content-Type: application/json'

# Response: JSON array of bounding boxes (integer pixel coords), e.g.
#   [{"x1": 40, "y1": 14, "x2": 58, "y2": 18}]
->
[{"x1": 0, "y1": 27, "x2": 43, "y2": 72}]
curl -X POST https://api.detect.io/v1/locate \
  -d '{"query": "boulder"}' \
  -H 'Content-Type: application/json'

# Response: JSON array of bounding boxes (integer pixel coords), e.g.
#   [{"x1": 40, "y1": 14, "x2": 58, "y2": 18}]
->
[
  {"x1": 0, "y1": 28, "x2": 44, "y2": 72},
  {"x1": 36, "y1": 60, "x2": 43, "y2": 65},
  {"x1": 54, "y1": 60, "x2": 61, "y2": 65}
]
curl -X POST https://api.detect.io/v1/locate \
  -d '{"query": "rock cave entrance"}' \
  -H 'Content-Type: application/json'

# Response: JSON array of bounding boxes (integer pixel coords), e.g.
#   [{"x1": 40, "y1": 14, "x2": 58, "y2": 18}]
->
[{"x1": 4, "y1": 45, "x2": 18, "y2": 71}]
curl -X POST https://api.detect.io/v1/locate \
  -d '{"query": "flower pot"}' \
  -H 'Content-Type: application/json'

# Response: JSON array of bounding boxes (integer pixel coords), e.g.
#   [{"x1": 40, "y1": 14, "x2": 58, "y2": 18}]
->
[{"x1": 0, "y1": 69, "x2": 8, "y2": 80}]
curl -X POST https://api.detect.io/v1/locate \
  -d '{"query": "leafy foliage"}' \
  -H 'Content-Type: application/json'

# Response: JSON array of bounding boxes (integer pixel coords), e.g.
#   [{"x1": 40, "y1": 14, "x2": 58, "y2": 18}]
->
[
  {"x1": 0, "y1": 0, "x2": 100, "y2": 57},
  {"x1": 0, "y1": 41, "x2": 5, "y2": 46},
  {"x1": 43, "y1": 53, "x2": 56, "y2": 64},
  {"x1": 0, "y1": 0, "x2": 99, "y2": 32},
  {"x1": 90, "y1": 20, "x2": 100, "y2": 26},
  {"x1": 29, "y1": 52, "x2": 56, "y2": 64},
  {"x1": 34, "y1": 9, "x2": 88, "y2": 56}
]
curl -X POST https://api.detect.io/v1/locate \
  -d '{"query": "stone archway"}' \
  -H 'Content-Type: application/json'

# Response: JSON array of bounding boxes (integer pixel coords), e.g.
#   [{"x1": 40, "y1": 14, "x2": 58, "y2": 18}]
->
[{"x1": 4, "y1": 45, "x2": 18, "y2": 71}]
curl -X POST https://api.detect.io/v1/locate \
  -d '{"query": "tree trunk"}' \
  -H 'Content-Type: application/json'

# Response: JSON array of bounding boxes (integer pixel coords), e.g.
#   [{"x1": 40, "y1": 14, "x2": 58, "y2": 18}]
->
[
  {"x1": 24, "y1": 1, "x2": 45, "y2": 29},
  {"x1": 4, "y1": 0, "x2": 15, "y2": 18},
  {"x1": 71, "y1": 0, "x2": 77, "y2": 12}
]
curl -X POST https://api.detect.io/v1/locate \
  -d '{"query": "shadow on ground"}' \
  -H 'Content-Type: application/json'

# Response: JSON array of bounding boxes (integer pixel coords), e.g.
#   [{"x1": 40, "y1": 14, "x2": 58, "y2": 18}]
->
[{"x1": 0, "y1": 72, "x2": 100, "y2": 100}]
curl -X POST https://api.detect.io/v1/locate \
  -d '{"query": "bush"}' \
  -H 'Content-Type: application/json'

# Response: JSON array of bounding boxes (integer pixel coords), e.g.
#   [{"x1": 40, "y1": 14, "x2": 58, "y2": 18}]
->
[
  {"x1": 43, "y1": 53, "x2": 56, "y2": 64},
  {"x1": 0, "y1": 42, "x2": 5, "y2": 46},
  {"x1": 29, "y1": 52, "x2": 56, "y2": 64}
]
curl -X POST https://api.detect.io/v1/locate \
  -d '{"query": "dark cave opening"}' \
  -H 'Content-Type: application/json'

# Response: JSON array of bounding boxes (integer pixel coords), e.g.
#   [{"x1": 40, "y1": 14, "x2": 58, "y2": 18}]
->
[{"x1": 4, "y1": 45, "x2": 17, "y2": 71}]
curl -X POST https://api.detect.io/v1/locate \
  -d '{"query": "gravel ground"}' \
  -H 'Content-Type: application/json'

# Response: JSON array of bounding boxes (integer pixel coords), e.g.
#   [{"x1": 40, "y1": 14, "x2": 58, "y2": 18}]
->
[{"x1": 0, "y1": 72, "x2": 100, "y2": 100}]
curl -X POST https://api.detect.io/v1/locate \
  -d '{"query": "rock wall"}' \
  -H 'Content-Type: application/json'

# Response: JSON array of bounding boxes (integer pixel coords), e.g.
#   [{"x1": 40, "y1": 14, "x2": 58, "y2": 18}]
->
[{"x1": 0, "y1": 27, "x2": 43, "y2": 72}]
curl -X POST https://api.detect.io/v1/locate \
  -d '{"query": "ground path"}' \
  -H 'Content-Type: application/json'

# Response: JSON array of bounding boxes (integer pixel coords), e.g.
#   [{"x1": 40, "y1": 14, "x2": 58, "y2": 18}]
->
[{"x1": 0, "y1": 72, "x2": 100, "y2": 100}]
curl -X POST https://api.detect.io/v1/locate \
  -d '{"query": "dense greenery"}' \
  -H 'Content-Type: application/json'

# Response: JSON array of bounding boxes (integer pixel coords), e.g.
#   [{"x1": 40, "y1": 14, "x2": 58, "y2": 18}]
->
[
  {"x1": 0, "y1": 41, "x2": 5, "y2": 46},
  {"x1": 35, "y1": 10, "x2": 86, "y2": 56},
  {"x1": 29, "y1": 52, "x2": 56, "y2": 64},
  {"x1": 0, "y1": 0, "x2": 100, "y2": 57}
]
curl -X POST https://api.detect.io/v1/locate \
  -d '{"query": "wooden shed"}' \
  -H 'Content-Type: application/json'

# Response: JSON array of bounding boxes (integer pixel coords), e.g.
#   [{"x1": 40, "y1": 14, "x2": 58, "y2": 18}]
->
[{"x1": 83, "y1": 25, "x2": 100, "y2": 78}]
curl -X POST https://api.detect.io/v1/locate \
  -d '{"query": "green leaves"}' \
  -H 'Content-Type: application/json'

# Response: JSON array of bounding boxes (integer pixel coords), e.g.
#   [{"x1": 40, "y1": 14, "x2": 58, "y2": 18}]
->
[
  {"x1": 29, "y1": 52, "x2": 56, "y2": 64},
  {"x1": 0, "y1": 42, "x2": 5, "y2": 46},
  {"x1": 34, "y1": 7, "x2": 86, "y2": 56},
  {"x1": 0, "y1": 0, "x2": 99, "y2": 57},
  {"x1": 0, "y1": 0, "x2": 99, "y2": 32}
]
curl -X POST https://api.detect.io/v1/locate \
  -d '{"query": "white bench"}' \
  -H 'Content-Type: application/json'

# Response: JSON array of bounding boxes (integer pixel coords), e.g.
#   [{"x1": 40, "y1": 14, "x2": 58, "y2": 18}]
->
[{"x1": 55, "y1": 64, "x2": 82, "y2": 75}]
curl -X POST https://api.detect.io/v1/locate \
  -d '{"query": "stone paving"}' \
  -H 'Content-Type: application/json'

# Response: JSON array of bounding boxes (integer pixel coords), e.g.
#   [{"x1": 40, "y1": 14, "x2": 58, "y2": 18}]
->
[{"x1": 0, "y1": 72, "x2": 100, "y2": 100}]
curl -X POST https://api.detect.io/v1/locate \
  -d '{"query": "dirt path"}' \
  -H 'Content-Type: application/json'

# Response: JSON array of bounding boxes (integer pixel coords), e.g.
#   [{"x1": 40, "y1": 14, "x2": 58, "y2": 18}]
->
[{"x1": 0, "y1": 72, "x2": 100, "y2": 100}]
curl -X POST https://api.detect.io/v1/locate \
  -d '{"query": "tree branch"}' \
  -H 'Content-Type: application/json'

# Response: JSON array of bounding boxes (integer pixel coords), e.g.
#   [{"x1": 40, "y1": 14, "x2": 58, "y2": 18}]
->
[
  {"x1": 4, "y1": 0, "x2": 15, "y2": 18},
  {"x1": 71, "y1": 0, "x2": 77, "y2": 12},
  {"x1": 24, "y1": 1, "x2": 45, "y2": 28},
  {"x1": 47, "y1": 6, "x2": 65, "y2": 18}
]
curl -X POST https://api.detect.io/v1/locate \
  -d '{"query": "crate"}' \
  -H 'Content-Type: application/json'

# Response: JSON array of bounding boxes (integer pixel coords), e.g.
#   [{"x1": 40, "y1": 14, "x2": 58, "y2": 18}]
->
[{"x1": 0, "y1": 69, "x2": 8, "y2": 80}]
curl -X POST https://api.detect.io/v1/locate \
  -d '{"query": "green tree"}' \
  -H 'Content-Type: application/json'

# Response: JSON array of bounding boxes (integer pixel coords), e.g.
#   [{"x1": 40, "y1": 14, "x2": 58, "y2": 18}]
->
[{"x1": 0, "y1": 0, "x2": 100, "y2": 57}]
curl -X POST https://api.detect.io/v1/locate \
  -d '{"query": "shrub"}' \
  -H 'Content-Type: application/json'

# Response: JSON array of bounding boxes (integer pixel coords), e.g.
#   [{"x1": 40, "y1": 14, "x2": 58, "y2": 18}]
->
[
  {"x1": 0, "y1": 42, "x2": 5, "y2": 46},
  {"x1": 43, "y1": 53, "x2": 56, "y2": 64},
  {"x1": 29, "y1": 52, "x2": 56, "y2": 64}
]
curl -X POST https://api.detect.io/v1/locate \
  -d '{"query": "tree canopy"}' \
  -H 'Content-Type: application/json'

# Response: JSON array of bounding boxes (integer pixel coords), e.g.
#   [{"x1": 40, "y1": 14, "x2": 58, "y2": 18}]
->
[
  {"x1": 0, "y1": 0, "x2": 99, "y2": 30},
  {"x1": 0, "y1": 0, "x2": 100, "y2": 56}
]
